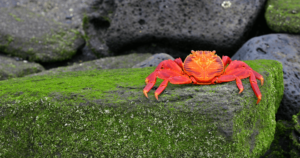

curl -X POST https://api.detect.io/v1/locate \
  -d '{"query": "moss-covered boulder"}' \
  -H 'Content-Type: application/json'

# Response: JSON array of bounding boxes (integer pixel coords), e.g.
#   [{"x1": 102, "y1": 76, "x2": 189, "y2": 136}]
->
[
  {"x1": 0, "y1": 59, "x2": 283, "y2": 157},
  {"x1": 265, "y1": 0, "x2": 300, "y2": 33},
  {"x1": 0, "y1": 7, "x2": 84, "y2": 62}
]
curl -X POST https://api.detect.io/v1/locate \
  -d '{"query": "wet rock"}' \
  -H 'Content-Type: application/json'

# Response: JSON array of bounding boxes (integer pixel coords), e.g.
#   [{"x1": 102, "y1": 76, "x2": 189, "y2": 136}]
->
[
  {"x1": 265, "y1": 0, "x2": 300, "y2": 33},
  {"x1": 231, "y1": 34, "x2": 300, "y2": 121},
  {"x1": 132, "y1": 53, "x2": 174, "y2": 68},
  {"x1": 0, "y1": 7, "x2": 85, "y2": 62},
  {"x1": 84, "y1": 0, "x2": 266, "y2": 58}
]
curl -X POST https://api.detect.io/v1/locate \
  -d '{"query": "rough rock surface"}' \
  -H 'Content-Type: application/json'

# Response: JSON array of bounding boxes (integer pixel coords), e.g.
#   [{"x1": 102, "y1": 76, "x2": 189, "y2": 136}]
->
[
  {"x1": 265, "y1": 0, "x2": 300, "y2": 33},
  {"x1": 290, "y1": 113, "x2": 300, "y2": 157},
  {"x1": 260, "y1": 119, "x2": 294, "y2": 158},
  {"x1": 231, "y1": 34, "x2": 300, "y2": 121},
  {"x1": 0, "y1": 54, "x2": 44, "y2": 80},
  {"x1": 26, "y1": 53, "x2": 152, "y2": 77},
  {"x1": 0, "y1": 59, "x2": 283, "y2": 157},
  {"x1": 0, "y1": 7, "x2": 85, "y2": 62},
  {"x1": 132, "y1": 53, "x2": 174, "y2": 68},
  {"x1": 0, "y1": 0, "x2": 91, "y2": 34},
  {"x1": 84, "y1": 0, "x2": 267, "y2": 58}
]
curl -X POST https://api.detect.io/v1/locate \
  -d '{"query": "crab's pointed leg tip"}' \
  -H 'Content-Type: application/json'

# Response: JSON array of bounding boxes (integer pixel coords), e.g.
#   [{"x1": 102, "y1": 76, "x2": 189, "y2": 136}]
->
[
  {"x1": 155, "y1": 93, "x2": 159, "y2": 100},
  {"x1": 239, "y1": 88, "x2": 243, "y2": 94},
  {"x1": 143, "y1": 90, "x2": 148, "y2": 98},
  {"x1": 256, "y1": 96, "x2": 261, "y2": 104}
]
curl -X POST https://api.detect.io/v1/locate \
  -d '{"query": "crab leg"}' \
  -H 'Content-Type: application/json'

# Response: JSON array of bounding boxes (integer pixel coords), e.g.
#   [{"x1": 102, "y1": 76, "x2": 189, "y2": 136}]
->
[
  {"x1": 212, "y1": 75, "x2": 244, "y2": 93},
  {"x1": 154, "y1": 75, "x2": 192, "y2": 100},
  {"x1": 225, "y1": 60, "x2": 264, "y2": 85},
  {"x1": 252, "y1": 70, "x2": 264, "y2": 85},
  {"x1": 249, "y1": 72, "x2": 262, "y2": 104},
  {"x1": 222, "y1": 56, "x2": 232, "y2": 67},
  {"x1": 212, "y1": 70, "x2": 262, "y2": 104},
  {"x1": 143, "y1": 59, "x2": 185, "y2": 99},
  {"x1": 143, "y1": 77, "x2": 157, "y2": 98},
  {"x1": 143, "y1": 62, "x2": 164, "y2": 98}
]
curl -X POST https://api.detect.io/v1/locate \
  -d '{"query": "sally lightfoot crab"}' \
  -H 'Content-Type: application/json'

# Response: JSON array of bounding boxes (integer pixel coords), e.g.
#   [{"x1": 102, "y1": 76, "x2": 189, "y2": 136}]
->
[{"x1": 143, "y1": 50, "x2": 264, "y2": 104}]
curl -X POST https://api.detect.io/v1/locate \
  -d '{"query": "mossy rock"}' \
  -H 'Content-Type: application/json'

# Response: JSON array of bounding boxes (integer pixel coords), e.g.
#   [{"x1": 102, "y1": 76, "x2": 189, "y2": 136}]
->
[
  {"x1": 0, "y1": 7, "x2": 84, "y2": 62},
  {"x1": 0, "y1": 59, "x2": 283, "y2": 157},
  {"x1": 265, "y1": 0, "x2": 300, "y2": 33}
]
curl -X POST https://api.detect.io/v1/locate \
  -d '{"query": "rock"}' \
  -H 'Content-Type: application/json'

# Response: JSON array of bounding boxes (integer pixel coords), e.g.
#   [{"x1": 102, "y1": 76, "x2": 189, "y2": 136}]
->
[
  {"x1": 0, "y1": 54, "x2": 44, "y2": 80},
  {"x1": 231, "y1": 34, "x2": 300, "y2": 121},
  {"x1": 0, "y1": 59, "x2": 283, "y2": 157},
  {"x1": 84, "y1": 0, "x2": 267, "y2": 58},
  {"x1": 0, "y1": 0, "x2": 91, "y2": 33},
  {"x1": 26, "y1": 53, "x2": 152, "y2": 77},
  {"x1": 290, "y1": 113, "x2": 300, "y2": 158},
  {"x1": 265, "y1": 0, "x2": 300, "y2": 33},
  {"x1": 0, "y1": 7, "x2": 85, "y2": 62},
  {"x1": 132, "y1": 53, "x2": 174, "y2": 68},
  {"x1": 260, "y1": 120, "x2": 294, "y2": 158}
]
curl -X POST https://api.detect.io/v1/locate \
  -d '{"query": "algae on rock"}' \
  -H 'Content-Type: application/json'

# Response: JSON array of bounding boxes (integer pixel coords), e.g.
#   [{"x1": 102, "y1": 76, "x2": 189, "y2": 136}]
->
[{"x1": 0, "y1": 59, "x2": 283, "y2": 157}]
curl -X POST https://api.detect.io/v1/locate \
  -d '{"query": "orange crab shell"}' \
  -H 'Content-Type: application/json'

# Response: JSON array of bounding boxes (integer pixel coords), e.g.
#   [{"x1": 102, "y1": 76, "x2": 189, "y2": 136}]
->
[{"x1": 183, "y1": 50, "x2": 224, "y2": 84}]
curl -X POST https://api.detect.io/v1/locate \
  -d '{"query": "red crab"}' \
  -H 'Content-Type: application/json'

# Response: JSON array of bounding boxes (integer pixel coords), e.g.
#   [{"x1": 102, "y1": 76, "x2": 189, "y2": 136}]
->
[{"x1": 143, "y1": 50, "x2": 264, "y2": 104}]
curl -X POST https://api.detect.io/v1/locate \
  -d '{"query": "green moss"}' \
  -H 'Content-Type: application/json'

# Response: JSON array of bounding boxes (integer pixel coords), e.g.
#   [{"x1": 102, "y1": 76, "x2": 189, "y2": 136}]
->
[
  {"x1": 7, "y1": 35, "x2": 14, "y2": 44},
  {"x1": 9, "y1": 13, "x2": 23, "y2": 22},
  {"x1": 0, "y1": 60, "x2": 283, "y2": 157},
  {"x1": 82, "y1": 13, "x2": 89, "y2": 31},
  {"x1": 265, "y1": 0, "x2": 300, "y2": 33},
  {"x1": 101, "y1": 16, "x2": 111, "y2": 23},
  {"x1": 28, "y1": 48, "x2": 33, "y2": 52}
]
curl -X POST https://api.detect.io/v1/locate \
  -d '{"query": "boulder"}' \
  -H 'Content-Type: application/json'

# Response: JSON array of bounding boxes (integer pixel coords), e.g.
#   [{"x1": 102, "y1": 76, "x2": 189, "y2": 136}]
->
[
  {"x1": 265, "y1": 0, "x2": 300, "y2": 33},
  {"x1": 231, "y1": 34, "x2": 300, "y2": 121},
  {"x1": 26, "y1": 53, "x2": 152, "y2": 77},
  {"x1": 0, "y1": 59, "x2": 283, "y2": 157},
  {"x1": 0, "y1": 7, "x2": 84, "y2": 62},
  {"x1": 0, "y1": 54, "x2": 44, "y2": 80},
  {"x1": 83, "y1": 0, "x2": 267, "y2": 58},
  {"x1": 260, "y1": 119, "x2": 294, "y2": 158},
  {"x1": 132, "y1": 53, "x2": 174, "y2": 68}
]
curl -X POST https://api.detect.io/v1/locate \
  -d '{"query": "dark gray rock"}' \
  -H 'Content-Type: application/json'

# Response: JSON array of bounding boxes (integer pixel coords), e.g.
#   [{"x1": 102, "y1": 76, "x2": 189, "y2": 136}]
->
[
  {"x1": 132, "y1": 53, "x2": 174, "y2": 68},
  {"x1": 84, "y1": 0, "x2": 266, "y2": 58},
  {"x1": 0, "y1": 7, "x2": 85, "y2": 62},
  {"x1": 231, "y1": 34, "x2": 300, "y2": 121}
]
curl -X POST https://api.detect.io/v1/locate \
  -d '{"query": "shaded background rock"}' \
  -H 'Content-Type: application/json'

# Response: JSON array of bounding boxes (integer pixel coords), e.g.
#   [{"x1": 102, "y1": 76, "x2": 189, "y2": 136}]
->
[
  {"x1": 231, "y1": 34, "x2": 300, "y2": 121},
  {"x1": 132, "y1": 53, "x2": 174, "y2": 68},
  {"x1": 84, "y1": 0, "x2": 269, "y2": 59},
  {"x1": 0, "y1": 7, "x2": 85, "y2": 63},
  {"x1": 27, "y1": 53, "x2": 152, "y2": 77},
  {"x1": 265, "y1": 0, "x2": 300, "y2": 33}
]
